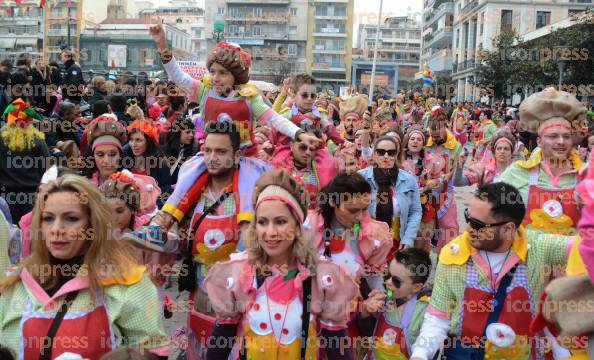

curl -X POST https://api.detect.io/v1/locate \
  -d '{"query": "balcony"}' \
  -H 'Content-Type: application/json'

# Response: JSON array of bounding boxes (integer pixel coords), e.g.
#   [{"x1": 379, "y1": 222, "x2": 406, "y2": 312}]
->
[
  {"x1": 225, "y1": 32, "x2": 289, "y2": 41},
  {"x1": 48, "y1": 29, "x2": 70, "y2": 36},
  {"x1": 424, "y1": 49, "x2": 453, "y2": 72},
  {"x1": 454, "y1": 59, "x2": 477, "y2": 73},
  {"x1": 226, "y1": 14, "x2": 289, "y2": 23},
  {"x1": 313, "y1": 28, "x2": 347, "y2": 38},
  {"x1": 425, "y1": 2, "x2": 454, "y2": 27},
  {"x1": 459, "y1": 0, "x2": 479, "y2": 17},
  {"x1": 314, "y1": 0, "x2": 349, "y2": 3},
  {"x1": 312, "y1": 46, "x2": 345, "y2": 54},
  {"x1": 312, "y1": 63, "x2": 345, "y2": 72},
  {"x1": 424, "y1": 26, "x2": 453, "y2": 48}
]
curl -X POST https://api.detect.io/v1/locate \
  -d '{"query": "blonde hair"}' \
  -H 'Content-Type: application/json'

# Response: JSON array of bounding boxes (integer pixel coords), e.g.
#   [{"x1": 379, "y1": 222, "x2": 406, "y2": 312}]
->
[
  {"x1": 127, "y1": 103, "x2": 145, "y2": 122},
  {"x1": 104, "y1": 80, "x2": 117, "y2": 95},
  {"x1": 1, "y1": 174, "x2": 140, "y2": 299},
  {"x1": 245, "y1": 170, "x2": 317, "y2": 271},
  {"x1": 92, "y1": 76, "x2": 106, "y2": 91}
]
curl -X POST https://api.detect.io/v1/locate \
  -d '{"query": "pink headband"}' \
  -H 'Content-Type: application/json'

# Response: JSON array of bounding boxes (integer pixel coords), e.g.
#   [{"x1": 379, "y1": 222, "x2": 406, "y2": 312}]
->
[
  {"x1": 538, "y1": 122, "x2": 572, "y2": 136},
  {"x1": 494, "y1": 137, "x2": 514, "y2": 149},
  {"x1": 255, "y1": 185, "x2": 304, "y2": 223},
  {"x1": 92, "y1": 135, "x2": 123, "y2": 152},
  {"x1": 408, "y1": 129, "x2": 425, "y2": 142}
]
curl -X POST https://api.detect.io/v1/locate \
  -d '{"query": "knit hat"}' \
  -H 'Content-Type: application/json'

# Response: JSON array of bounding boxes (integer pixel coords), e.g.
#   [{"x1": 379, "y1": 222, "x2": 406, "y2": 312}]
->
[
  {"x1": 519, "y1": 87, "x2": 586, "y2": 133},
  {"x1": 85, "y1": 116, "x2": 127, "y2": 153},
  {"x1": 340, "y1": 95, "x2": 368, "y2": 119}
]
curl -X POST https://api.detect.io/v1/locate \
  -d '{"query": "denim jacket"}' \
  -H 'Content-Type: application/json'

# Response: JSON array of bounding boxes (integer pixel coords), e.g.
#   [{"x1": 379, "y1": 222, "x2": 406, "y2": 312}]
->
[{"x1": 358, "y1": 166, "x2": 422, "y2": 246}]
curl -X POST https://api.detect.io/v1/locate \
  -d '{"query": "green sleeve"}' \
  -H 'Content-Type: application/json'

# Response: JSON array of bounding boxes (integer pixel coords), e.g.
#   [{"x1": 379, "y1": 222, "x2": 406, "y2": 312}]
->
[
  {"x1": 0, "y1": 212, "x2": 9, "y2": 283},
  {"x1": 530, "y1": 230, "x2": 570, "y2": 269},
  {"x1": 407, "y1": 300, "x2": 430, "y2": 346},
  {"x1": 428, "y1": 263, "x2": 457, "y2": 316},
  {"x1": 499, "y1": 163, "x2": 530, "y2": 205},
  {"x1": 251, "y1": 93, "x2": 273, "y2": 120},
  {"x1": 115, "y1": 275, "x2": 171, "y2": 351},
  {"x1": 484, "y1": 124, "x2": 498, "y2": 142}
]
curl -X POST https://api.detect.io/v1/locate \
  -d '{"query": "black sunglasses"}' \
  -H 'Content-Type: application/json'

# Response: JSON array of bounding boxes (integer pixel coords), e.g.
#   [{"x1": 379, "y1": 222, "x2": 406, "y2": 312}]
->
[
  {"x1": 299, "y1": 92, "x2": 317, "y2": 100},
  {"x1": 464, "y1": 208, "x2": 510, "y2": 231},
  {"x1": 384, "y1": 273, "x2": 404, "y2": 289},
  {"x1": 375, "y1": 148, "x2": 397, "y2": 157},
  {"x1": 297, "y1": 142, "x2": 316, "y2": 152}
]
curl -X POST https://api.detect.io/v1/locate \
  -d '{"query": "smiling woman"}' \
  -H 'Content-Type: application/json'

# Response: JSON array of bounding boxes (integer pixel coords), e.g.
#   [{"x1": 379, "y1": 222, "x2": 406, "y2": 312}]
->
[{"x1": 0, "y1": 174, "x2": 171, "y2": 360}]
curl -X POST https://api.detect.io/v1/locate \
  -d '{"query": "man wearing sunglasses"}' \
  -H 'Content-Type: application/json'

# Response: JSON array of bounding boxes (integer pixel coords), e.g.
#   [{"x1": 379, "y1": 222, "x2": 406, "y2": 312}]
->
[
  {"x1": 499, "y1": 88, "x2": 587, "y2": 236},
  {"x1": 411, "y1": 182, "x2": 573, "y2": 360}
]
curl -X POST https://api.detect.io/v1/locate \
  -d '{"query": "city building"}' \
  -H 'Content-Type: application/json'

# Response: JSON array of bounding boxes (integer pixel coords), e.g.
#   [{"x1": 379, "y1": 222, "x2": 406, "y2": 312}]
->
[
  {"x1": 83, "y1": 0, "x2": 154, "y2": 27},
  {"x1": 0, "y1": 1, "x2": 43, "y2": 64},
  {"x1": 307, "y1": 0, "x2": 355, "y2": 92},
  {"x1": 43, "y1": 0, "x2": 83, "y2": 62},
  {"x1": 421, "y1": 0, "x2": 455, "y2": 78},
  {"x1": 139, "y1": 0, "x2": 206, "y2": 63},
  {"x1": 353, "y1": 16, "x2": 422, "y2": 97},
  {"x1": 451, "y1": 0, "x2": 593, "y2": 102},
  {"x1": 80, "y1": 18, "x2": 192, "y2": 78},
  {"x1": 205, "y1": 0, "x2": 309, "y2": 83}
]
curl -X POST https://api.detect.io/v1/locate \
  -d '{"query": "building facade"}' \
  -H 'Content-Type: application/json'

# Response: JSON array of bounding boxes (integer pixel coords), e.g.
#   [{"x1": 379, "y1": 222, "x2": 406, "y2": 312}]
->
[
  {"x1": 43, "y1": 0, "x2": 83, "y2": 62},
  {"x1": 451, "y1": 0, "x2": 592, "y2": 102},
  {"x1": 80, "y1": 19, "x2": 192, "y2": 78},
  {"x1": 140, "y1": 0, "x2": 206, "y2": 64},
  {"x1": 205, "y1": 0, "x2": 309, "y2": 83},
  {"x1": 353, "y1": 16, "x2": 422, "y2": 97},
  {"x1": 0, "y1": 1, "x2": 43, "y2": 64},
  {"x1": 307, "y1": 0, "x2": 355, "y2": 92},
  {"x1": 421, "y1": 0, "x2": 455, "y2": 77}
]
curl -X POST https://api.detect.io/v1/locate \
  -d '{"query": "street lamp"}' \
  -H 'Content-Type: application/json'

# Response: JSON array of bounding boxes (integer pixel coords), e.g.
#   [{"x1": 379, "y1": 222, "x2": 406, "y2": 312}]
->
[
  {"x1": 553, "y1": 45, "x2": 566, "y2": 90},
  {"x1": 368, "y1": 0, "x2": 384, "y2": 106},
  {"x1": 213, "y1": 20, "x2": 225, "y2": 42}
]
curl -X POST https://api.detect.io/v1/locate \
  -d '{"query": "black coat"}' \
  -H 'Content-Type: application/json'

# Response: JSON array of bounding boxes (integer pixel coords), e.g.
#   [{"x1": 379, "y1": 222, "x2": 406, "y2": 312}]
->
[{"x1": 61, "y1": 59, "x2": 85, "y2": 104}]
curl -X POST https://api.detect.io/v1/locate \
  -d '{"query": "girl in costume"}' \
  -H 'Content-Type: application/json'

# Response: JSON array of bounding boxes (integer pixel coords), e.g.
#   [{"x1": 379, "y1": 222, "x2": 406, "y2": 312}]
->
[
  {"x1": 358, "y1": 135, "x2": 422, "y2": 256},
  {"x1": 0, "y1": 174, "x2": 171, "y2": 359},
  {"x1": 474, "y1": 108, "x2": 498, "y2": 161},
  {"x1": 0, "y1": 98, "x2": 49, "y2": 223},
  {"x1": 82, "y1": 116, "x2": 127, "y2": 186},
  {"x1": 148, "y1": 22, "x2": 319, "y2": 218},
  {"x1": 204, "y1": 169, "x2": 357, "y2": 360},
  {"x1": 450, "y1": 102, "x2": 469, "y2": 147},
  {"x1": 305, "y1": 172, "x2": 392, "y2": 358}
]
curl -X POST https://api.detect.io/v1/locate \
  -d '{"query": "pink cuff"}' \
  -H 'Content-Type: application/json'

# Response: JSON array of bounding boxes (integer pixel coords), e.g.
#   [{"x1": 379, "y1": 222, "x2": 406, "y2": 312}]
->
[
  {"x1": 427, "y1": 304, "x2": 450, "y2": 320},
  {"x1": 259, "y1": 109, "x2": 274, "y2": 126},
  {"x1": 148, "y1": 345, "x2": 171, "y2": 357}
]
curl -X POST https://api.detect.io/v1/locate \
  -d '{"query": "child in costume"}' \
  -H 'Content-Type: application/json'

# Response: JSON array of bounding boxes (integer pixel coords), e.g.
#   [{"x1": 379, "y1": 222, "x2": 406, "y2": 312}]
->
[
  {"x1": 360, "y1": 248, "x2": 432, "y2": 360},
  {"x1": 148, "y1": 22, "x2": 318, "y2": 218}
]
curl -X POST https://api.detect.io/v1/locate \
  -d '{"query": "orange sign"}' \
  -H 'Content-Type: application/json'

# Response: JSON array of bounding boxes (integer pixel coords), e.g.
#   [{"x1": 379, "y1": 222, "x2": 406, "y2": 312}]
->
[{"x1": 361, "y1": 73, "x2": 389, "y2": 86}]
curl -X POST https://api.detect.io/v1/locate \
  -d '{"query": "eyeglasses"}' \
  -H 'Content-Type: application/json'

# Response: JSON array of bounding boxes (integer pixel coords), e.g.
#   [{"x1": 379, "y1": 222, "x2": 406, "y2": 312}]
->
[
  {"x1": 375, "y1": 148, "x2": 397, "y2": 157},
  {"x1": 384, "y1": 274, "x2": 410, "y2": 289},
  {"x1": 299, "y1": 92, "x2": 317, "y2": 100},
  {"x1": 464, "y1": 208, "x2": 510, "y2": 231}
]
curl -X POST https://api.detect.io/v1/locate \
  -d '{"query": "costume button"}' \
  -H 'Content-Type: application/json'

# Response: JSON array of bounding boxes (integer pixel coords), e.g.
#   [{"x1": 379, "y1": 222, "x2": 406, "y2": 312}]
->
[
  {"x1": 259, "y1": 322, "x2": 267, "y2": 330},
  {"x1": 274, "y1": 313, "x2": 282, "y2": 321}
]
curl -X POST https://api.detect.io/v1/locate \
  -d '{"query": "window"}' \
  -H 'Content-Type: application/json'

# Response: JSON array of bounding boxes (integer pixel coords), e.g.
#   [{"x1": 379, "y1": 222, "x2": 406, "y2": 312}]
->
[
  {"x1": 217, "y1": 7, "x2": 225, "y2": 15},
  {"x1": 289, "y1": 26, "x2": 297, "y2": 34},
  {"x1": 480, "y1": 23, "x2": 483, "y2": 36},
  {"x1": 253, "y1": 7, "x2": 262, "y2": 18},
  {"x1": 536, "y1": 11, "x2": 551, "y2": 29},
  {"x1": 230, "y1": 8, "x2": 241, "y2": 17},
  {"x1": 500, "y1": 10, "x2": 513, "y2": 32},
  {"x1": 288, "y1": 44, "x2": 297, "y2": 56},
  {"x1": 252, "y1": 25, "x2": 261, "y2": 36},
  {"x1": 290, "y1": 8, "x2": 297, "y2": 16},
  {"x1": 229, "y1": 25, "x2": 238, "y2": 34}
]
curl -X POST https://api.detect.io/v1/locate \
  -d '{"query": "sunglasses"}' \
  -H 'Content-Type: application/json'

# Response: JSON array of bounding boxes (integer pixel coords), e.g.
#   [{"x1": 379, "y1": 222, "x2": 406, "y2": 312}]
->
[
  {"x1": 299, "y1": 92, "x2": 317, "y2": 100},
  {"x1": 297, "y1": 142, "x2": 316, "y2": 152},
  {"x1": 384, "y1": 273, "x2": 409, "y2": 289},
  {"x1": 375, "y1": 148, "x2": 397, "y2": 157},
  {"x1": 464, "y1": 208, "x2": 510, "y2": 231}
]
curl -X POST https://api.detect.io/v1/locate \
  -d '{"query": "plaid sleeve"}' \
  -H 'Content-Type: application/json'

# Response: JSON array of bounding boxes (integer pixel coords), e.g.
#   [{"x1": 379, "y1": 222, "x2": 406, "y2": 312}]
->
[
  {"x1": 429, "y1": 263, "x2": 459, "y2": 316},
  {"x1": 532, "y1": 231, "x2": 571, "y2": 268},
  {"x1": 116, "y1": 275, "x2": 171, "y2": 352}
]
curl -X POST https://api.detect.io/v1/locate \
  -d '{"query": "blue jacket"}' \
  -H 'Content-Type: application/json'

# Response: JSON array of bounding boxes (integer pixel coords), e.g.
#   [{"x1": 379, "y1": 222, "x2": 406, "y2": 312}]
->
[{"x1": 358, "y1": 167, "x2": 422, "y2": 246}]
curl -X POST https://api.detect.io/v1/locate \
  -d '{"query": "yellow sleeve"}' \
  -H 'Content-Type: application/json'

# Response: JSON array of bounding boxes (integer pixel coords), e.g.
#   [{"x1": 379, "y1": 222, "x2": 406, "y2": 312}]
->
[{"x1": 272, "y1": 93, "x2": 287, "y2": 113}]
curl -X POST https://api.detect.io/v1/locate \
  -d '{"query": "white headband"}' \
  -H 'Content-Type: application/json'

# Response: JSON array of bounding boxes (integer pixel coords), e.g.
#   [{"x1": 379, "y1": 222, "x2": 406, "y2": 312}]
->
[{"x1": 256, "y1": 185, "x2": 304, "y2": 223}]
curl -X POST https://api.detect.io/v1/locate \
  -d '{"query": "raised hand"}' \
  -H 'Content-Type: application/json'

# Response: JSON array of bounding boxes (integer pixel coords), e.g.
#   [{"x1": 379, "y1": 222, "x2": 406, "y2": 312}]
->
[{"x1": 147, "y1": 16, "x2": 168, "y2": 51}]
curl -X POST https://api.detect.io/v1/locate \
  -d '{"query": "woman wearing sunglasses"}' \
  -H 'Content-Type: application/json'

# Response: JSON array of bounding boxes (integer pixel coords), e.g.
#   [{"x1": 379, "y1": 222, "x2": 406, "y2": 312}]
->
[
  {"x1": 204, "y1": 170, "x2": 356, "y2": 360},
  {"x1": 358, "y1": 135, "x2": 422, "y2": 257},
  {"x1": 271, "y1": 122, "x2": 338, "y2": 210}
]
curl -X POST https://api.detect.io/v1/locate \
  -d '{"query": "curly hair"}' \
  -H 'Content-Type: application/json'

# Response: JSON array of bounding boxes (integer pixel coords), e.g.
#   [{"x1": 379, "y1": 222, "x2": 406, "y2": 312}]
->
[
  {"x1": 244, "y1": 170, "x2": 317, "y2": 271},
  {"x1": 207, "y1": 48, "x2": 250, "y2": 85}
]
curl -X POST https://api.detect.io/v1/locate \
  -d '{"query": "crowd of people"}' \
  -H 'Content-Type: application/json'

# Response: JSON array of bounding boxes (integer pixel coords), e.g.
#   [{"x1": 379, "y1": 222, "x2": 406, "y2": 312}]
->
[{"x1": 0, "y1": 19, "x2": 593, "y2": 360}]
